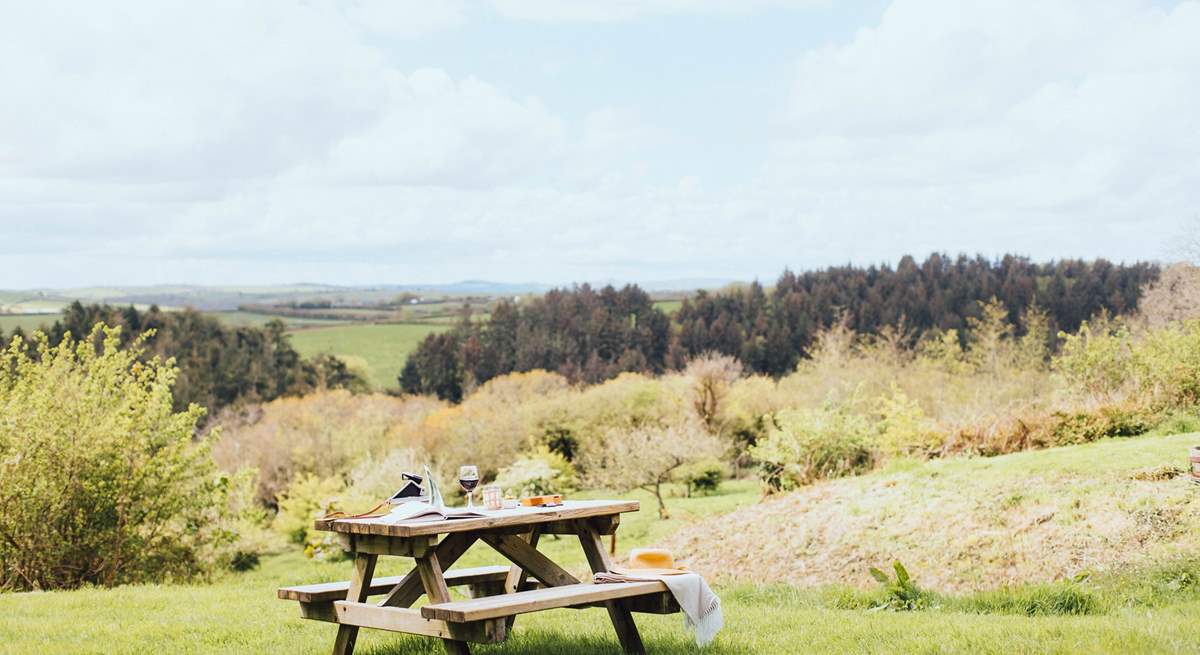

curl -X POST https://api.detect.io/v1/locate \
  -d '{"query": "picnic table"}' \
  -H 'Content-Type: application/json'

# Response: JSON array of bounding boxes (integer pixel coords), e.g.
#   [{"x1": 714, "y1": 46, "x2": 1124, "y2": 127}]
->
[{"x1": 278, "y1": 499, "x2": 680, "y2": 655}]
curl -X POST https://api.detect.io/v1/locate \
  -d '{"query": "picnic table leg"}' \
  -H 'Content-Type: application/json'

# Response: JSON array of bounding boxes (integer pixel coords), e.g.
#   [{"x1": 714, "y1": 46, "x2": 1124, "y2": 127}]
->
[
  {"x1": 503, "y1": 527, "x2": 541, "y2": 631},
  {"x1": 332, "y1": 553, "x2": 378, "y2": 655},
  {"x1": 576, "y1": 521, "x2": 646, "y2": 655},
  {"x1": 415, "y1": 550, "x2": 472, "y2": 655}
]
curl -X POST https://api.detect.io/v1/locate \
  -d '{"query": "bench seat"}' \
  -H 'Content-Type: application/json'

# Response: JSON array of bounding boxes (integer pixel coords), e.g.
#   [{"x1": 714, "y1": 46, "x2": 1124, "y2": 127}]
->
[
  {"x1": 278, "y1": 565, "x2": 512, "y2": 603},
  {"x1": 421, "y1": 581, "x2": 670, "y2": 622}
]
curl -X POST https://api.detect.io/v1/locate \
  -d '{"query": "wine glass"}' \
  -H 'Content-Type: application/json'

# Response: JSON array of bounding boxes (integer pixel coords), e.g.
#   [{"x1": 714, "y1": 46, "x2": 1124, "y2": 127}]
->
[{"x1": 458, "y1": 465, "x2": 479, "y2": 509}]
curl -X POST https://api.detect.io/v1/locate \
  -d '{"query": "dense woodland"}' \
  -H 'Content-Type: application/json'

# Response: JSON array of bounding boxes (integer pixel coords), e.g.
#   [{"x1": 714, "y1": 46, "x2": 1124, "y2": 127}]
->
[
  {"x1": 400, "y1": 254, "x2": 1160, "y2": 399},
  {"x1": 0, "y1": 302, "x2": 361, "y2": 414}
]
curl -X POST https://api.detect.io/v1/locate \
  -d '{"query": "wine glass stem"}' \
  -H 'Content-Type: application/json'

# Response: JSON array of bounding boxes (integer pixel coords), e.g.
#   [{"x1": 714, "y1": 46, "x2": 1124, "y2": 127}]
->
[{"x1": 467, "y1": 491, "x2": 473, "y2": 509}]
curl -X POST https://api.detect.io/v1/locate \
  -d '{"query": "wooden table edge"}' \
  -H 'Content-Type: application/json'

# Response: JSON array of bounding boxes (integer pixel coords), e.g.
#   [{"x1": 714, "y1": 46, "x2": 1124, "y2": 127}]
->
[{"x1": 313, "y1": 500, "x2": 641, "y2": 537}]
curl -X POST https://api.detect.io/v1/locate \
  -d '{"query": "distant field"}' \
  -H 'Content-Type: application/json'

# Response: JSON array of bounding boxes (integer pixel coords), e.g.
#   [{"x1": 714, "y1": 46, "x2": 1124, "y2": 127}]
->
[
  {"x1": 0, "y1": 313, "x2": 61, "y2": 334},
  {"x1": 653, "y1": 299, "x2": 683, "y2": 314},
  {"x1": 208, "y1": 311, "x2": 347, "y2": 328},
  {"x1": 288, "y1": 323, "x2": 447, "y2": 389}
]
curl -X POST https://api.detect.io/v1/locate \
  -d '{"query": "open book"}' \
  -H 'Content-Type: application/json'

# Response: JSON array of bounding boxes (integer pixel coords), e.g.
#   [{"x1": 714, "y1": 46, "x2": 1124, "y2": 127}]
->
[{"x1": 374, "y1": 501, "x2": 488, "y2": 523}]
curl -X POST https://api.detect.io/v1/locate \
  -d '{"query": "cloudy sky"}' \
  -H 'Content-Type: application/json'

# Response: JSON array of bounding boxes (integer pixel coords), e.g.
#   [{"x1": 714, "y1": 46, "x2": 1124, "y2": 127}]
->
[{"x1": 2, "y1": 0, "x2": 1197, "y2": 288}]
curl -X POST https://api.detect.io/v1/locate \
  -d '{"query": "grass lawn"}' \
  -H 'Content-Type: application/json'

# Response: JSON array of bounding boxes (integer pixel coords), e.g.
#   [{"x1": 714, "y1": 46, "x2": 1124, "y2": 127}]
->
[
  {"x1": 2, "y1": 478, "x2": 1198, "y2": 654},
  {"x1": 653, "y1": 300, "x2": 683, "y2": 315},
  {"x1": 0, "y1": 313, "x2": 61, "y2": 334},
  {"x1": 287, "y1": 323, "x2": 448, "y2": 390},
  {"x1": 208, "y1": 311, "x2": 350, "y2": 328}
]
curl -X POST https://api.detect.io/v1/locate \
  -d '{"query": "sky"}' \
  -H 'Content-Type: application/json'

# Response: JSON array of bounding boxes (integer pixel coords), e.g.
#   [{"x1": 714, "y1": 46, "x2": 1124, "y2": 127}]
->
[{"x1": 1, "y1": 0, "x2": 1198, "y2": 288}]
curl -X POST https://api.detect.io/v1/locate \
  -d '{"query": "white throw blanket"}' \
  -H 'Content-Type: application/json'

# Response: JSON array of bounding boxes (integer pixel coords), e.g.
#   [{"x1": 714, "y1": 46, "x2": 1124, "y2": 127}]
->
[{"x1": 593, "y1": 570, "x2": 723, "y2": 647}]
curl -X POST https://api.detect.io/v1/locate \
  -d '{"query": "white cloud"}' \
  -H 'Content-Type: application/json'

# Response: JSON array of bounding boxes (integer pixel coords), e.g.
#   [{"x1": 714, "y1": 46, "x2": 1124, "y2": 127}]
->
[
  {"x1": 1, "y1": 0, "x2": 1197, "y2": 288},
  {"x1": 760, "y1": 0, "x2": 1200, "y2": 263},
  {"x1": 488, "y1": 0, "x2": 829, "y2": 23}
]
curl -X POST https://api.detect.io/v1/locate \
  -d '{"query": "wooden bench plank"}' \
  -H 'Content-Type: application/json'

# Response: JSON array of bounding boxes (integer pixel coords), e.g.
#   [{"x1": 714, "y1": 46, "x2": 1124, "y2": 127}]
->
[
  {"x1": 278, "y1": 565, "x2": 511, "y2": 604},
  {"x1": 333, "y1": 602, "x2": 506, "y2": 644},
  {"x1": 421, "y1": 581, "x2": 668, "y2": 623}
]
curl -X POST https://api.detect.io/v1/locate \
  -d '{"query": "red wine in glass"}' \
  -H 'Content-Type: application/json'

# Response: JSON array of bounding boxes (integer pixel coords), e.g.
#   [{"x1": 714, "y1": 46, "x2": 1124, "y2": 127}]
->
[{"x1": 458, "y1": 465, "x2": 479, "y2": 509}]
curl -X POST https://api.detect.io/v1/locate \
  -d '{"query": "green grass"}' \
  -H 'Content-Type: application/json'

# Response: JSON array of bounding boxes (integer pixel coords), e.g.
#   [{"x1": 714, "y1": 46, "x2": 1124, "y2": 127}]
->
[
  {"x1": 288, "y1": 323, "x2": 448, "y2": 389},
  {"x1": 2, "y1": 479, "x2": 1198, "y2": 654},
  {"x1": 653, "y1": 300, "x2": 682, "y2": 315},
  {"x1": 4, "y1": 442, "x2": 1200, "y2": 654},
  {"x1": 0, "y1": 314, "x2": 60, "y2": 334},
  {"x1": 208, "y1": 311, "x2": 349, "y2": 328}
]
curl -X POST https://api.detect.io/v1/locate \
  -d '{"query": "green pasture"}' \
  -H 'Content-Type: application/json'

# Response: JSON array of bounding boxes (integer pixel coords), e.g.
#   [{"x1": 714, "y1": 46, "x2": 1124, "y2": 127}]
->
[
  {"x1": 4, "y1": 438, "x2": 1200, "y2": 654},
  {"x1": 288, "y1": 323, "x2": 448, "y2": 389},
  {"x1": 209, "y1": 311, "x2": 348, "y2": 328},
  {"x1": 653, "y1": 299, "x2": 683, "y2": 315},
  {"x1": 0, "y1": 314, "x2": 60, "y2": 334},
  {"x1": 2, "y1": 476, "x2": 1198, "y2": 654}
]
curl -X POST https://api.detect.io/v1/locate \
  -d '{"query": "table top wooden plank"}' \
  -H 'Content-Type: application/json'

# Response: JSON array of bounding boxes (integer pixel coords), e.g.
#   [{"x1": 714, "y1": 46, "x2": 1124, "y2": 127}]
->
[{"x1": 314, "y1": 499, "x2": 639, "y2": 538}]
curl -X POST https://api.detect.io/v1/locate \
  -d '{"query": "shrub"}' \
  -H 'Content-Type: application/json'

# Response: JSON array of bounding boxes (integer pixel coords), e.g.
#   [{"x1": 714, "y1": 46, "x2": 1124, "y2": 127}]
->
[
  {"x1": 873, "y1": 387, "x2": 943, "y2": 458},
  {"x1": 1134, "y1": 320, "x2": 1200, "y2": 406},
  {"x1": 493, "y1": 447, "x2": 579, "y2": 496},
  {"x1": 273, "y1": 474, "x2": 345, "y2": 546},
  {"x1": 211, "y1": 390, "x2": 441, "y2": 506},
  {"x1": 683, "y1": 352, "x2": 742, "y2": 432},
  {"x1": 0, "y1": 326, "x2": 228, "y2": 590},
  {"x1": 674, "y1": 459, "x2": 725, "y2": 497},
  {"x1": 344, "y1": 448, "x2": 425, "y2": 500},
  {"x1": 411, "y1": 370, "x2": 572, "y2": 480},
  {"x1": 751, "y1": 405, "x2": 874, "y2": 491},
  {"x1": 580, "y1": 422, "x2": 723, "y2": 518},
  {"x1": 1046, "y1": 405, "x2": 1156, "y2": 445},
  {"x1": 1054, "y1": 316, "x2": 1135, "y2": 401}
]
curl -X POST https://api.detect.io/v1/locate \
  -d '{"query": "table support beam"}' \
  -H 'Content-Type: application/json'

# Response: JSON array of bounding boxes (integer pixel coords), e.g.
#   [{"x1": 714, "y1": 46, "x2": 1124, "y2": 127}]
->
[
  {"x1": 415, "y1": 550, "x2": 472, "y2": 655},
  {"x1": 332, "y1": 553, "x2": 378, "y2": 655},
  {"x1": 378, "y1": 533, "x2": 477, "y2": 609},
  {"x1": 481, "y1": 533, "x2": 579, "y2": 588},
  {"x1": 577, "y1": 521, "x2": 645, "y2": 655}
]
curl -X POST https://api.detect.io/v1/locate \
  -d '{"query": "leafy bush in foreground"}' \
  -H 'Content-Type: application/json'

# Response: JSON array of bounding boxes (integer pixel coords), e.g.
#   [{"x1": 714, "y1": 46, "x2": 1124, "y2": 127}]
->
[
  {"x1": 0, "y1": 327, "x2": 227, "y2": 590},
  {"x1": 751, "y1": 405, "x2": 874, "y2": 491}
]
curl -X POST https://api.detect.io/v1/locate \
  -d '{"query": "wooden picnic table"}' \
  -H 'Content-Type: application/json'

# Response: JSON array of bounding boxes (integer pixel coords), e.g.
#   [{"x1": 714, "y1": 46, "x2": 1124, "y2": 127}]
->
[{"x1": 278, "y1": 499, "x2": 680, "y2": 655}]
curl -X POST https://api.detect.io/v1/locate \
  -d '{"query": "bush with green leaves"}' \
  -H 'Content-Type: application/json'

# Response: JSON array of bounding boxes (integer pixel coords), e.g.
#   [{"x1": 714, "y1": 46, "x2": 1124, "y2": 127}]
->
[
  {"x1": 873, "y1": 387, "x2": 943, "y2": 458},
  {"x1": 0, "y1": 326, "x2": 229, "y2": 590},
  {"x1": 493, "y1": 447, "x2": 579, "y2": 497},
  {"x1": 751, "y1": 405, "x2": 874, "y2": 491},
  {"x1": 674, "y1": 459, "x2": 725, "y2": 497}
]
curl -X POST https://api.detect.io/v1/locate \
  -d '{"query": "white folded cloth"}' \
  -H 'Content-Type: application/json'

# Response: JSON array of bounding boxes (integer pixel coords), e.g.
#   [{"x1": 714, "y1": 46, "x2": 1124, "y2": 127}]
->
[{"x1": 593, "y1": 570, "x2": 724, "y2": 647}]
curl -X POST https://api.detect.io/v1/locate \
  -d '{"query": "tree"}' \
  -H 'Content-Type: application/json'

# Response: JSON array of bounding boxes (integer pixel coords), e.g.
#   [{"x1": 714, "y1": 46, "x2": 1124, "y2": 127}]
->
[
  {"x1": 683, "y1": 351, "x2": 743, "y2": 433},
  {"x1": 0, "y1": 325, "x2": 227, "y2": 590},
  {"x1": 966, "y1": 298, "x2": 1013, "y2": 380},
  {"x1": 580, "y1": 423, "x2": 723, "y2": 519},
  {"x1": 1138, "y1": 263, "x2": 1200, "y2": 329},
  {"x1": 31, "y1": 304, "x2": 363, "y2": 414}
]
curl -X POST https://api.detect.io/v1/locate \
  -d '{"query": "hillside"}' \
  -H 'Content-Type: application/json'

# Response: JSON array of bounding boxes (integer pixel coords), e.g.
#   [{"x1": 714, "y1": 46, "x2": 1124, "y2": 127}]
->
[{"x1": 668, "y1": 432, "x2": 1200, "y2": 591}]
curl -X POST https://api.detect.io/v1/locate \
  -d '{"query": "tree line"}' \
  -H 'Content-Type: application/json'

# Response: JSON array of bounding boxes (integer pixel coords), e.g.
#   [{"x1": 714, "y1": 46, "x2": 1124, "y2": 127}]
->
[
  {"x1": 0, "y1": 302, "x2": 362, "y2": 414},
  {"x1": 400, "y1": 254, "x2": 1160, "y2": 399}
]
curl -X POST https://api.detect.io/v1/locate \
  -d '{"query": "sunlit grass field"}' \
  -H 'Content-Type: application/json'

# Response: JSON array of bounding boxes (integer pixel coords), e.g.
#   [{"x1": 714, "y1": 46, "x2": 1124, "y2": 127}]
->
[
  {"x1": 209, "y1": 310, "x2": 348, "y2": 328},
  {"x1": 0, "y1": 313, "x2": 60, "y2": 334},
  {"x1": 288, "y1": 323, "x2": 448, "y2": 389},
  {"x1": 2, "y1": 474, "x2": 1198, "y2": 654}
]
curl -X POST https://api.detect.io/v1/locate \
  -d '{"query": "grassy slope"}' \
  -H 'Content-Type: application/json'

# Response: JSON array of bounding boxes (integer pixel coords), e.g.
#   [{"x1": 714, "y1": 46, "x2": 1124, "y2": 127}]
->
[
  {"x1": 2, "y1": 444, "x2": 1199, "y2": 654},
  {"x1": 288, "y1": 323, "x2": 448, "y2": 390},
  {"x1": 669, "y1": 431, "x2": 1200, "y2": 592}
]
